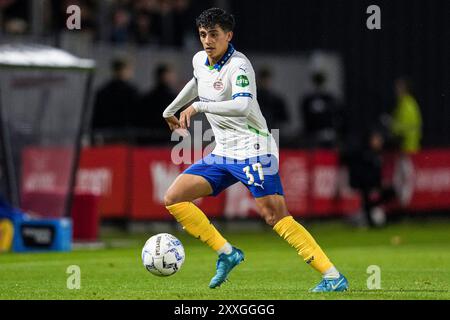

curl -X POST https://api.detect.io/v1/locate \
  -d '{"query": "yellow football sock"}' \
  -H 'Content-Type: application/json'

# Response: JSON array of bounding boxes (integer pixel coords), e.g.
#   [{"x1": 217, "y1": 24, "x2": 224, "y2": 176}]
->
[
  {"x1": 273, "y1": 216, "x2": 333, "y2": 274},
  {"x1": 166, "y1": 202, "x2": 227, "y2": 251}
]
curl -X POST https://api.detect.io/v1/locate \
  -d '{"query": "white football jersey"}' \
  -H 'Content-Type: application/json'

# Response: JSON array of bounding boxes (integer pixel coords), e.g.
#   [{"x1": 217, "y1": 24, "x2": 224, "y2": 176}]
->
[{"x1": 192, "y1": 44, "x2": 279, "y2": 161}]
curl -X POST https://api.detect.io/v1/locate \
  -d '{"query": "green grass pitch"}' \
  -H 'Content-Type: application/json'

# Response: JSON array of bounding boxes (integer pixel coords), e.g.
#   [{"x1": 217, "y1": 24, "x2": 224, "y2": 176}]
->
[{"x1": 0, "y1": 220, "x2": 449, "y2": 300}]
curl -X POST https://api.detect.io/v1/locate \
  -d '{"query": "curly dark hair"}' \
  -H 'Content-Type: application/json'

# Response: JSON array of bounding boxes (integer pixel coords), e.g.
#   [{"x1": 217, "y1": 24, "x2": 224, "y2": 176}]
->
[{"x1": 195, "y1": 8, "x2": 235, "y2": 32}]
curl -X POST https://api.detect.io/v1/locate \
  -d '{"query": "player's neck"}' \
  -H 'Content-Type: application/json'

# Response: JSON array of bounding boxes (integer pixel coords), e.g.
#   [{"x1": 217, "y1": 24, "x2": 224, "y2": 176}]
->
[
  {"x1": 207, "y1": 47, "x2": 229, "y2": 66},
  {"x1": 208, "y1": 55, "x2": 222, "y2": 66}
]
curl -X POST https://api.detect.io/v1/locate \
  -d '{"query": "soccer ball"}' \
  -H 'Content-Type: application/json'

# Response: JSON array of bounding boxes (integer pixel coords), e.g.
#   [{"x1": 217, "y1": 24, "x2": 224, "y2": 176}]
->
[{"x1": 141, "y1": 233, "x2": 185, "y2": 277}]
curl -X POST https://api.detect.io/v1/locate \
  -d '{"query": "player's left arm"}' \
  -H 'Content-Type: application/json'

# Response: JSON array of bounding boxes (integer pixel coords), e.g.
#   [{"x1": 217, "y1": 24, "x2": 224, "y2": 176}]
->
[{"x1": 179, "y1": 62, "x2": 254, "y2": 128}]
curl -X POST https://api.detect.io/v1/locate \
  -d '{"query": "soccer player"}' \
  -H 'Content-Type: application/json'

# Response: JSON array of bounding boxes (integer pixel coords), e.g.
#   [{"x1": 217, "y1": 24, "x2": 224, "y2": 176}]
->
[{"x1": 162, "y1": 8, "x2": 348, "y2": 292}]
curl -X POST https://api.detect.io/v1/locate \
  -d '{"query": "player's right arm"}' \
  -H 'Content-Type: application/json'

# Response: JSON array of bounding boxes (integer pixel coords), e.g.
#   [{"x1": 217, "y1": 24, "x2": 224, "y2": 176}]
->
[
  {"x1": 162, "y1": 77, "x2": 198, "y2": 131},
  {"x1": 163, "y1": 53, "x2": 202, "y2": 132}
]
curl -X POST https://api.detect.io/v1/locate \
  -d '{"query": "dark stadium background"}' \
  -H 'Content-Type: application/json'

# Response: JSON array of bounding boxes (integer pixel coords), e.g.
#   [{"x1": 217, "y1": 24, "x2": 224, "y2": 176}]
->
[{"x1": 230, "y1": 0, "x2": 450, "y2": 147}]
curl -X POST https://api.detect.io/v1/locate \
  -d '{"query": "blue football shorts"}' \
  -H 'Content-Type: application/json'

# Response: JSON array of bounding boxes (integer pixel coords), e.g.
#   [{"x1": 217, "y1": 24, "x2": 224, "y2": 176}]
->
[{"x1": 183, "y1": 153, "x2": 284, "y2": 198}]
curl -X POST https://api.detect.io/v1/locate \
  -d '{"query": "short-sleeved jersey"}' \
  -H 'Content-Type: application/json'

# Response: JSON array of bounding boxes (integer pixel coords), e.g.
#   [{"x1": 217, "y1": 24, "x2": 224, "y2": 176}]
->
[{"x1": 192, "y1": 44, "x2": 279, "y2": 161}]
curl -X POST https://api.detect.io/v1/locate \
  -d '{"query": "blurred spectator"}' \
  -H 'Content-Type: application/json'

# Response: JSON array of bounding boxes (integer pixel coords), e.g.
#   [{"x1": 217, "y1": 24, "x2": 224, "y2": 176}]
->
[
  {"x1": 91, "y1": 57, "x2": 139, "y2": 145},
  {"x1": 257, "y1": 67, "x2": 288, "y2": 133},
  {"x1": 391, "y1": 77, "x2": 422, "y2": 154},
  {"x1": 159, "y1": 0, "x2": 190, "y2": 47},
  {"x1": 8, "y1": 0, "x2": 193, "y2": 47},
  {"x1": 135, "y1": 63, "x2": 178, "y2": 145},
  {"x1": 158, "y1": 0, "x2": 175, "y2": 46},
  {"x1": 129, "y1": 0, "x2": 160, "y2": 46},
  {"x1": 344, "y1": 130, "x2": 396, "y2": 228},
  {"x1": 89, "y1": 0, "x2": 191, "y2": 46},
  {"x1": 299, "y1": 71, "x2": 340, "y2": 148},
  {"x1": 0, "y1": 0, "x2": 29, "y2": 35},
  {"x1": 131, "y1": 11, "x2": 159, "y2": 45},
  {"x1": 172, "y1": 0, "x2": 191, "y2": 46},
  {"x1": 109, "y1": 0, "x2": 191, "y2": 47},
  {"x1": 110, "y1": 6, "x2": 132, "y2": 44}
]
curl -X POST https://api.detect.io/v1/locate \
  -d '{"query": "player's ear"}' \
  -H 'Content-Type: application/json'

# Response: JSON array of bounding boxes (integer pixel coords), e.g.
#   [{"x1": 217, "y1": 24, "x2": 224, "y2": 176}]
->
[{"x1": 226, "y1": 31, "x2": 233, "y2": 42}]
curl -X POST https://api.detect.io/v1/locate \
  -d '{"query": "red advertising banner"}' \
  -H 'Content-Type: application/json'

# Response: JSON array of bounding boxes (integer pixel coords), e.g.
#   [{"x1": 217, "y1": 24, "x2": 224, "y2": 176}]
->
[
  {"x1": 309, "y1": 150, "x2": 360, "y2": 216},
  {"x1": 21, "y1": 147, "x2": 74, "y2": 217},
  {"x1": 279, "y1": 150, "x2": 309, "y2": 216},
  {"x1": 383, "y1": 150, "x2": 450, "y2": 211},
  {"x1": 130, "y1": 148, "x2": 226, "y2": 220},
  {"x1": 76, "y1": 145, "x2": 130, "y2": 218},
  {"x1": 72, "y1": 146, "x2": 450, "y2": 220},
  {"x1": 130, "y1": 147, "x2": 180, "y2": 220}
]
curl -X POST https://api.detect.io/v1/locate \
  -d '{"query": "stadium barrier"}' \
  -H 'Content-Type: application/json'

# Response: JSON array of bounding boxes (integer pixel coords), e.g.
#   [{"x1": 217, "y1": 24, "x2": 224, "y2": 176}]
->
[{"x1": 20, "y1": 145, "x2": 450, "y2": 220}]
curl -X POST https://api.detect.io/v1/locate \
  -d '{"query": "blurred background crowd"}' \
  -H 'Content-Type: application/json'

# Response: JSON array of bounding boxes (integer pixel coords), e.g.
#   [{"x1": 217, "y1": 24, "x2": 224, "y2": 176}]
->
[{"x1": 1, "y1": 0, "x2": 195, "y2": 47}]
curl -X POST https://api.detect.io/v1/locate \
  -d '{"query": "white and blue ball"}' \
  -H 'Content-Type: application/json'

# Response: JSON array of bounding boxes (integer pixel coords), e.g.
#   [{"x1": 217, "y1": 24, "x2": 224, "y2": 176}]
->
[{"x1": 142, "y1": 233, "x2": 185, "y2": 277}]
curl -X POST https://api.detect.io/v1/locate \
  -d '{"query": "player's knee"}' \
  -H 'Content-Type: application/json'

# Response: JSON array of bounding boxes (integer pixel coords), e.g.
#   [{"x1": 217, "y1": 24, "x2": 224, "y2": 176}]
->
[
  {"x1": 271, "y1": 213, "x2": 290, "y2": 226},
  {"x1": 260, "y1": 205, "x2": 278, "y2": 226},
  {"x1": 164, "y1": 192, "x2": 179, "y2": 207},
  {"x1": 263, "y1": 215, "x2": 277, "y2": 226},
  {"x1": 259, "y1": 204, "x2": 289, "y2": 226}
]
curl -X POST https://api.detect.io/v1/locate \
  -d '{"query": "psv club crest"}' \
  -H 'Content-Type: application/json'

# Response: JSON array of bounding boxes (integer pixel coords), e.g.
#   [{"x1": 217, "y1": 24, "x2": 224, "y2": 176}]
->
[{"x1": 213, "y1": 79, "x2": 224, "y2": 91}]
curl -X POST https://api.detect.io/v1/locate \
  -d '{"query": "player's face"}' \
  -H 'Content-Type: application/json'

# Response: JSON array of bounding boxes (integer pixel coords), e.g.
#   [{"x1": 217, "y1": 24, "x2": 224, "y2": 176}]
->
[{"x1": 198, "y1": 25, "x2": 233, "y2": 61}]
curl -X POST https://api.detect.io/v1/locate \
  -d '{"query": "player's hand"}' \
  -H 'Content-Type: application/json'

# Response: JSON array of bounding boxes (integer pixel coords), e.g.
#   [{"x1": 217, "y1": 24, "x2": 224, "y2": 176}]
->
[
  {"x1": 179, "y1": 105, "x2": 198, "y2": 129},
  {"x1": 164, "y1": 116, "x2": 189, "y2": 137},
  {"x1": 164, "y1": 116, "x2": 181, "y2": 131}
]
